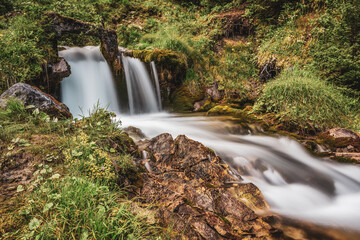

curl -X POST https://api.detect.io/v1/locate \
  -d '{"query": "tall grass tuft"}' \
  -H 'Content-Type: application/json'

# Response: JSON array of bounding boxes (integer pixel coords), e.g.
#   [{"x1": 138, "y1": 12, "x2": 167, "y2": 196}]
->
[{"x1": 253, "y1": 68, "x2": 359, "y2": 131}]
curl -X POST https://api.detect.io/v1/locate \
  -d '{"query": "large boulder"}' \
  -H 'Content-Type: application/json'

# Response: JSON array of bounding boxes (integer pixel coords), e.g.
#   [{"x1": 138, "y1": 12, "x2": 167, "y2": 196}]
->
[
  {"x1": 138, "y1": 133, "x2": 280, "y2": 239},
  {"x1": 0, "y1": 83, "x2": 72, "y2": 119}
]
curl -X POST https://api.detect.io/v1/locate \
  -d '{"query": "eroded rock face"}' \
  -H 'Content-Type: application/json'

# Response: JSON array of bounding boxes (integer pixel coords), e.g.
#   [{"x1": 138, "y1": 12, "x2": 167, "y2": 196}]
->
[
  {"x1": 46, "y1": 12, "x2": 120, "y2": 70},
  {"x1": 138, "y1": 133, "x2": 280, "y2": 239},
  {"x1": 0, "y1": 83, "x2": 72, "y2": 119}
]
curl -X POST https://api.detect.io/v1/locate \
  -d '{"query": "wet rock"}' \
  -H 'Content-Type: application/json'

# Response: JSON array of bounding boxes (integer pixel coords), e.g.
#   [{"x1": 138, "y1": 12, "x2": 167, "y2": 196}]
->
[
  {"x1": 123, "y1": 126, "x2": 147, "y2": 141},
  {"x1": 138, "y1": 133, "x2": 280, "y2": 239},
  {"x1": 0, "y1": 83, "x2": 72, "y2": 119}
]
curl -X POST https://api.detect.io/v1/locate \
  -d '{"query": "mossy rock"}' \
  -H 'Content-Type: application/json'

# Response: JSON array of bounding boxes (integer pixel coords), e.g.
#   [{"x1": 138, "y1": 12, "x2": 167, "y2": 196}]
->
[
  {"x1": 197, "y1": 98, "x2": 216, "y2": 112},
  {"x1": 207, "y1": 105, "x2": 249, "y2": 119},
  {"x1": 171, "y1": 84, "x2": 204, "y2": 112},
  {"x1": 316, "y1": 133, "x2": 360, "y2": 151},
  {"x1": 131, "y1": 49, "x2": 187, "y2": 85}
]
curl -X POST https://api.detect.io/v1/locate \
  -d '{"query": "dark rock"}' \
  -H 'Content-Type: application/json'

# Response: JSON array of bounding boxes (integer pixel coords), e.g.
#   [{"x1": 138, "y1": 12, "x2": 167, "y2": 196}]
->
[
  {"x1": 259, "y1": 59, "x2": 279, "y2": 82},
  {"x1": 49, "y1": 57, "x2": 71, "y2": 79},
  {"x1": 138, "y1": 133, "x2": 279, "y2": 239},
  {"x1": 46, "y1": 12, "x2": 120, "y2": 71},
  {"x1": 0, "y1": 83, "x2": 72, "y2": 119},
  {"x1": 39, "y1": 57, "x2": 71, "y2": 98}
]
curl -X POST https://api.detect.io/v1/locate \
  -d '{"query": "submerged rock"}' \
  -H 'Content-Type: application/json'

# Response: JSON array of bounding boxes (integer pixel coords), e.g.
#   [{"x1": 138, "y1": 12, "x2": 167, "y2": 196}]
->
[
  {"x1": 0, "y1": 83, "x2": 72, "y2": 118},
  {"x1": 137, "y1": 133, "x2": 280, "y2": 239}
]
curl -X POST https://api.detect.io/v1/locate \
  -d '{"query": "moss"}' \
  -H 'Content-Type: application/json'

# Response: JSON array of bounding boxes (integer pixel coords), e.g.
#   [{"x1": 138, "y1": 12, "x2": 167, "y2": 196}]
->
[
  {"x1": 207, "y1": 105, "x2": 248, "y2": 118},
  {"x1": 330, "y1": 156, "x2": 358, "y2": 164},
  {"x1": 131, "y1": 49, "x2": 187, "y2": 84},
  {"x1": 171, "y1": 84, "x2": 204, "y2": 112},
  {"x1": 315, "y1": 133, "x2": 360, "y2": 151},
  {"x1": 197, "y1": 98, "x2": 216, "y2": 112}
]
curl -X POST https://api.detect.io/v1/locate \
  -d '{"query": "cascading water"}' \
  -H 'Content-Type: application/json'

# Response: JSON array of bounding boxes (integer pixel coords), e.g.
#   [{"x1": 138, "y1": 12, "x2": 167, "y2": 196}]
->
[
  {"x1": 119, "y1": 114, "x2": 360, "y2": 231},
  {"x1": 60, "y1": 46, "x2": 360, "y2": 233},
  {"x1": 121, "y1": 55, "x2": 161, "y2": 114},
  {"x1": 60, "y1": 46, "x2": 120, "y2": 117},
  {"x1": 150, "y1": 61, "x2": 162, "y2": 110}
]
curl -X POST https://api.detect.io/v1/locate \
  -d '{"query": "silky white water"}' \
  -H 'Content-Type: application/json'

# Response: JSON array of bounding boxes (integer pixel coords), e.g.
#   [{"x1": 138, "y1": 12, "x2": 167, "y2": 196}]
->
[
  {"x1": 122, "y1": 55, "x2": 161, "y2": 114},
  {"x1": 60, "y1": 46, "x2": 120, "y2": 117},
  {"x1": 60, "y1": 46, "x2": 360, "y2": 232},
  {"x1": 118, "y1": 113, "x2": 360, "y2": 231}
]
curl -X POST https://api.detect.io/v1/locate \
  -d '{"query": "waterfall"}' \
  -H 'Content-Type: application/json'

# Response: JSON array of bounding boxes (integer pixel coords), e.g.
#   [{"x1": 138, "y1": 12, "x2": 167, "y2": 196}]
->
[
  {"x1": 60, "y1": 46, "x2": 360, "y2": 232},
  {"x1": 60, "y1": 47, "x2": 162, "y2": 116},
  {"x1": 121, "y1": 55, "x2": 161, "y2": 114},
  {"x1": 60, "y1": 46, "x2": 120, "y2": 117},
  {"x1": 150, "y1": 61, "x2": 162, "y2": 110}
]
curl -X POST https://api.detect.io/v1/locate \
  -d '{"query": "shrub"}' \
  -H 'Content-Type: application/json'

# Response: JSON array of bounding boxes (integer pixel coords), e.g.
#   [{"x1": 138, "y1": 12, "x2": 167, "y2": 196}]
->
[{"x1": 253, "y1": 68, "x2": 358, "y2": 130}]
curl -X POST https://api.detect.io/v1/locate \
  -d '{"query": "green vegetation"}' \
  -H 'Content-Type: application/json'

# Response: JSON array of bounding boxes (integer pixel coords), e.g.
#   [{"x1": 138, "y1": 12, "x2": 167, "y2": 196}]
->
[
  {"x1": 9, "y1": 176, "x2": 154, "y2": 239},
  {"x1": 0, "y1": 0, "x2": 359, "y2": 130},
  {"x1": 0, "y1": 102, "x2": 161, "y2": 239},
  {"x1": 253, "y1": 68, "x2": 359, "y2": 131}
]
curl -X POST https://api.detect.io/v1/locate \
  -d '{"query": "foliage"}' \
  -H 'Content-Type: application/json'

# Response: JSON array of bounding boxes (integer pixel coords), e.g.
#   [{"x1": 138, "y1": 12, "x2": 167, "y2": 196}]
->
[
  {"x1": 10, "y1": 176, "x2": 156, "y2": 239},
  {"x1": 0, "y1": 14, "x2": 54, "y2": 91},
  {"x1": 1, "y1": 104, "x2": 162, "y2": 238},
  {"x1": 217, "y1": 40, "x2": 257, "y2": 91},
  {"x1": 253, "y1": 68, "x2": 359, "y2": 130},
  {"x1": 310, "y1": 1, "x2": 360, "y2": 96}
]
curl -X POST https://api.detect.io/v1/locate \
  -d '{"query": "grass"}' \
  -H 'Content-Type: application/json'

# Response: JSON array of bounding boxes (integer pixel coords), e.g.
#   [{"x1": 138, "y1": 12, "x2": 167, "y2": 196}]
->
[
  {"x1": 5, "y1": 176, "x2": 156, "y2": 240},
  {"x1": 0, "y1": 102, "x2": 163, "y2": 239},
  {"x1": 253, "y1": 68, "x2": 360, "y2": 131}
]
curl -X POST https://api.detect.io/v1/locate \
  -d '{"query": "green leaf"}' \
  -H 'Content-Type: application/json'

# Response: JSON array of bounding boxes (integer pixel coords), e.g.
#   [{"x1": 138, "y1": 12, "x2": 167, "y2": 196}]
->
[
  {"x1": 42, "y1": 202, "x2": 54, "y2": 213},
  {"x1": 110, "y1": 148, "x2": 116, "y2": 153},
  {"x1": 17, "y1": 185, "x2": 24, "y2": 192},
  {"x1": 50, "y1": 173, "x2": 60, "y2": 179},
  {"x1": 29, "y1": 218, "x2": 42, "y2": 230},
  {"x1": 72, "y1": 150, "x2": 83, "y2": 157},
  {"x1": 25, "y1": 105, "x2": 36, "y2": 109}
]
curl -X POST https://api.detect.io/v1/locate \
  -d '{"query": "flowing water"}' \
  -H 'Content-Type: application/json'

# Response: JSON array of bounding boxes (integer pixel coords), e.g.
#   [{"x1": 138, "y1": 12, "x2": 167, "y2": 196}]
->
[
  {"x1": 60, "y1": 46, "x2": 120, "y2": 117},
  {"x1": 61, "y1": 47, "x2": 360, "y2": 233},
  {"x1": 122, "y1": 55, "x2": 161, "y2": 114}
]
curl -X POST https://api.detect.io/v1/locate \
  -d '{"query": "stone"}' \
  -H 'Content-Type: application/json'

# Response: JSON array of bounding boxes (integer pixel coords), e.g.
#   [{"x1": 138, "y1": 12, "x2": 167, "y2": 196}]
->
[
  {"x1": 46, "y1": 12, "x2": 119, "y2": 70},
  {"x1": 0, "y1": 83, "x2": 72, "y2": 119},
  {"x1": 328, "y1": 128, "x2": 359, "y2": 140},
  {"x1": 123, "y1": 126, "x2": 147, "y2": 141},
  {"x1": 49, "y1": 57, "x2": 71, "y2": 79},
  {"x1": 138, "y1": 133, "x2": 280, "y2": 239},
  {"x1": 206, "y1": 82, "x2": 222, "y2": 102}
]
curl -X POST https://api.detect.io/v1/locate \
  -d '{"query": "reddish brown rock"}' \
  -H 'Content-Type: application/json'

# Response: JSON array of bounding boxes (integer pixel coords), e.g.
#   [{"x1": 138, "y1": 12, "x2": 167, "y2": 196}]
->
[{"x1": 138, "y1": 133, "x2": 280, "y2": 239}]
